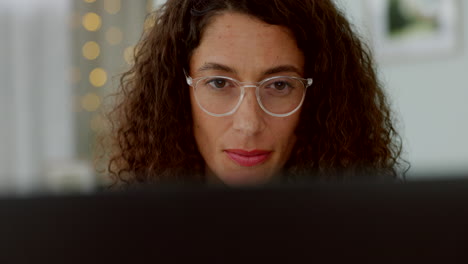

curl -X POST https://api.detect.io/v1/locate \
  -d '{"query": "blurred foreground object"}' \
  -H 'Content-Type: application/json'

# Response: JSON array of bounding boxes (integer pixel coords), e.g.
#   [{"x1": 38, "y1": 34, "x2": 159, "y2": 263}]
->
[{"x1": 1, "y1": 180, "x2": 468, "y2": 262}]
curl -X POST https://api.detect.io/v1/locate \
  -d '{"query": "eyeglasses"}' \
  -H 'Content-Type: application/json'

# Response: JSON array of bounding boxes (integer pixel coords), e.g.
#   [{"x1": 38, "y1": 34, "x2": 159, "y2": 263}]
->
[{"x1": 185, "y1": 74, "x2": 313, "y2": 117}]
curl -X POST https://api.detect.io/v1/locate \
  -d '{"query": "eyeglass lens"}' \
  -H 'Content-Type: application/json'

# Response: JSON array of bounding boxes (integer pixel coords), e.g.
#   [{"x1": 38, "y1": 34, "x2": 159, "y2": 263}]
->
[{"x1": 193, "y1": 76, "x2": 306, "y2": 116}]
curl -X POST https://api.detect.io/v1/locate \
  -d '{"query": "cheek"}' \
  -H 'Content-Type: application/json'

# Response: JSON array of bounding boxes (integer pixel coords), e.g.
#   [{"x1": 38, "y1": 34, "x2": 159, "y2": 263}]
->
[
  {"x1": 190, "y1": 92, "x2": 221, "y2": 156},
  {"x1": 271, "y1": 116, "x2": 300, "y2": 155}
]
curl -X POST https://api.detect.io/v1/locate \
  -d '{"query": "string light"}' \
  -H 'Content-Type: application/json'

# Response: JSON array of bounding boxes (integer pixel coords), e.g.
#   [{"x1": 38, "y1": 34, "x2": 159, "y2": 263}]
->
[
  {"x1": 82, "y1": 12, "x2": 102, "y2": 32},
  {"x1": 81, "y1": 93, "x2": 101, "y2": 112},
  {"x1": 82, "y1": 41, "x2": 100, "y2": 60},
  {"x1": 104, "y1": 0, "x2": 121, "y2": 14},
  {"x1": 89, "y1": 68, "x2": 108, "y2": 87}
]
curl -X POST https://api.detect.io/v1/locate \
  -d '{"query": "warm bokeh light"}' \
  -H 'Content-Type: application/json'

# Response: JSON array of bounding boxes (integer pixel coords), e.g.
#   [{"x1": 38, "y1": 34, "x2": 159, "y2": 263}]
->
[
  {"x1": 81, "y1": 93, "x2": 102, "y2": 112},
  {"x1": 82, "y1": 41, "x2": 100, "y2": 60},
  {"x1": 89, "y1": 68, "x2": 108, "y2": 87},
  {"x1": 123, "y1": 45, "x2": 135, "y2": 65},
  {"x1": 105, "y1": 27, "x2": 123, "y2": 45},
  {"x1": 82, "y1": 12, "x2": 102, "y2": 32},
  {"x1": 84, "y1": 0, "x2": 96, "y2": 3},
  {"x1": 144, "y1": 15, "x2": 155, "y2": 32},
  {"x1": 104, "y1": 0, "x2": 121, "y2": 14}
]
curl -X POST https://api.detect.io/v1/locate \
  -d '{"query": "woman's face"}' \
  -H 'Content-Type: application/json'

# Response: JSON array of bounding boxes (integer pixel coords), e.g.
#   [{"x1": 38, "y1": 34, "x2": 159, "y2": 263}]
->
[{"x1": 189, "y1": 12, "x2": 305, "y2": 186}]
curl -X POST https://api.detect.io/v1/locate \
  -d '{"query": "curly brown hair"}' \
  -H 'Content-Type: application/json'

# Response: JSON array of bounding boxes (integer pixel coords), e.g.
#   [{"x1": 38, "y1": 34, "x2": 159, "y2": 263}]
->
[{"x1": 105, "y1": 0, "x2": 405, "y2": 186}]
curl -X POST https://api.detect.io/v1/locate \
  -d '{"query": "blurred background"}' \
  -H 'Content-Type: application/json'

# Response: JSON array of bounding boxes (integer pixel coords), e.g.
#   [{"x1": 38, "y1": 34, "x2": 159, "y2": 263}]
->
[{"x1": 0, "y1": 0, "x2": 466, "y2": 194}]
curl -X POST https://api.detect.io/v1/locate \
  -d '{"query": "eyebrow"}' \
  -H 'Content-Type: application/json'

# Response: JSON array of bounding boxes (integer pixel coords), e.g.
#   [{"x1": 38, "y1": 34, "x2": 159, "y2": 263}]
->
[
  {"x1": 196, "y1": 63, "x2": 302, "y2": 76},
  {"x1": 262, "y1": 65, "x2": 302, "y2": 76},
  {"x1": 197, "y1": 63, "x2": 237, "y2": 74}
]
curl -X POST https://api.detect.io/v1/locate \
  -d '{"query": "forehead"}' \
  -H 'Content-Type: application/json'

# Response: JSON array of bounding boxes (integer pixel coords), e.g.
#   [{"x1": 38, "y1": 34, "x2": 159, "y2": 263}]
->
[
  {"x1": 202, "y1": 12, "x2": 291, "y2": 40},
  {"x1": 191, "y1": 12, "x2": 304, "y2": 76}
]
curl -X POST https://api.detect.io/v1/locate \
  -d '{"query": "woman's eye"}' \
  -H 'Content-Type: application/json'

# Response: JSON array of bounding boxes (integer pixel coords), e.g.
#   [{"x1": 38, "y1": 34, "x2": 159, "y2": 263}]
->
[
  {"x1": 267, "y1": 80, "x2": 292, "y2": 91},
  {"x1": 209, "y1": 79, "x2": 228, "y2": 89},
  {"x1": 273, "y1": 81, "x2": 287, "y2": 90}
]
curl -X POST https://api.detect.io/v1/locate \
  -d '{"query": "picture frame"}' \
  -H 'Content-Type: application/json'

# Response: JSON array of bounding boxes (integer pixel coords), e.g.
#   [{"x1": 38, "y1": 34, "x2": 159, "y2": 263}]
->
[{"x1": 364, "y1": 0, "x2": 462, "y2": 63}]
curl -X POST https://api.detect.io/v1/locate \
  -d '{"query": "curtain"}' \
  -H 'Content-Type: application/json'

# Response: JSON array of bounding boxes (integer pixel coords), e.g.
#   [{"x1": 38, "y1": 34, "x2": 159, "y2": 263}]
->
[{"x1": 0, "y1": 0, "x2": 75, "y2": 193}]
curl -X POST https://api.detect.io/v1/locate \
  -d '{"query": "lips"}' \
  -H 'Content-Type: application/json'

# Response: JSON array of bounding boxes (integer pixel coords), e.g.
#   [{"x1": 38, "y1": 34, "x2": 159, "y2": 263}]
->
[{"x1": 224, "y1": 149, "x2": 272, "y2": 167}]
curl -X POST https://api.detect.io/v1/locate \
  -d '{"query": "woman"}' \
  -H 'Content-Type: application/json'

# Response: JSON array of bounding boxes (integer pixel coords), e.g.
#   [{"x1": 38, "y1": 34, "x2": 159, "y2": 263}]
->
[{"x1": 105, "y1": 0, "x2": 404, "y2": 186}]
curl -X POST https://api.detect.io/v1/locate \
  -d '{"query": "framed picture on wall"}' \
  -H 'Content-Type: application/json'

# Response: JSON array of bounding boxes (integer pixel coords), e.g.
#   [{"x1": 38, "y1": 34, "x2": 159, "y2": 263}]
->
[{"x1": 365, "y1": 0, "x2": 462, "y2": 63}]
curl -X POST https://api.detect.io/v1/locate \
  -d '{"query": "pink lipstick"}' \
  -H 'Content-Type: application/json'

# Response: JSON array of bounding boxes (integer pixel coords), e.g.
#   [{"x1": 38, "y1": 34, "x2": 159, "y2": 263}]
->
[{"x1": 224, "y1": 149, "x2": 272, "y2": 167}]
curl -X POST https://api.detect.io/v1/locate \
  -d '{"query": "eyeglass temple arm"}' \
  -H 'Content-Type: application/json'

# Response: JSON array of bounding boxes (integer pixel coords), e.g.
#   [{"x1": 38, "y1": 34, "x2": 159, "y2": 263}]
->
[{"x1": 183, "y1": 69, "x2": 193, "y2": 85}]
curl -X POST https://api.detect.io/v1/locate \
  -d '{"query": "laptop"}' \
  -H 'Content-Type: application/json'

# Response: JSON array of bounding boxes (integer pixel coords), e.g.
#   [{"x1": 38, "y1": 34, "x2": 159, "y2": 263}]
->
[{"x1": 1, "y1": 178, "x2": 468, "y2": 262}]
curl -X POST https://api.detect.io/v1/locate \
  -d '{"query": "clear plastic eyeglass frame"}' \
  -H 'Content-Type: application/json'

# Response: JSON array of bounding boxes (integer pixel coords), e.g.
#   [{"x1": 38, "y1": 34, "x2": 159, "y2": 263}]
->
[{"x1": 185, "y1": 72, "x2": 313, "y2": 117}]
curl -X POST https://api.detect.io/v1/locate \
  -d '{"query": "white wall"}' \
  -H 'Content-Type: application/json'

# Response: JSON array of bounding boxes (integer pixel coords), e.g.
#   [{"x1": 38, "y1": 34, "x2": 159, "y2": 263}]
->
[{"x1": 336, "y1": 0, "x2": 468, "y2": 178}]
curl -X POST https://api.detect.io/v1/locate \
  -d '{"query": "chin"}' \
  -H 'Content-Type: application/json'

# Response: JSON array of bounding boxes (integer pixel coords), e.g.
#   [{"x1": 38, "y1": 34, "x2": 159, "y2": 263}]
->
[{"x1": 218, "y1": 171, "x2": 273, "y2": 187}]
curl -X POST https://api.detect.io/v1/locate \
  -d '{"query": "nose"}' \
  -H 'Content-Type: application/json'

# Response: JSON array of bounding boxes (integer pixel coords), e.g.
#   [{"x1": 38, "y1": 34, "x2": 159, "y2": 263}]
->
[{"x1": 232, "y1": 87, "x2": 266, "y2": 136}]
